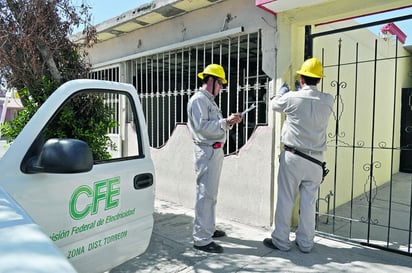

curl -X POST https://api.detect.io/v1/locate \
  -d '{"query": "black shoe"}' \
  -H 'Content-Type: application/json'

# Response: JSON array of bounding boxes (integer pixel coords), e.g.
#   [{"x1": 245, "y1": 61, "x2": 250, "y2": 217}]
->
[
  {"x1": 212, "y1": 230, "x2": 226, "y2": 238},
  {"x1": 295, "y1": 241, "x2": 311, "y2": 253},
  {"x1": 263, "y1": 238, "x2": 279, "y2": 250},
  {"x1": 194, "y1": 242, "x2": 224, "y2": 253}
]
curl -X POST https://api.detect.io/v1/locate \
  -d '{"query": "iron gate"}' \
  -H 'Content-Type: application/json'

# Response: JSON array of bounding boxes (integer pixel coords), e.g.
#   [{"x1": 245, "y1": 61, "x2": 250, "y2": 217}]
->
[{"x1": 309, "y1": 16, "x2": 412, "y2": 256}]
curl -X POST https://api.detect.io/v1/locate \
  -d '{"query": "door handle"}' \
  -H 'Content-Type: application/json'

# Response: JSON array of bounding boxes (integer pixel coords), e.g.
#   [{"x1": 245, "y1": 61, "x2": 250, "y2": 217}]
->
[
  {"x1": 133, "y1": 173, "x2": 154, "y2": 189},
  {"x1": 409, "y1": 95, "x2": 412, "y2": 110}
]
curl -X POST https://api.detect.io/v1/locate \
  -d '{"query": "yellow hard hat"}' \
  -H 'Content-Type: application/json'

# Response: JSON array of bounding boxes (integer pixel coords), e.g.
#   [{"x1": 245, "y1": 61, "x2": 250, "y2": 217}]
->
[
  {"x1": 296, "y1": 58, "x2": 325, "y2": 78},
  {"x1": 198, "y1": 64, "x2": 227, "y2": 84}
]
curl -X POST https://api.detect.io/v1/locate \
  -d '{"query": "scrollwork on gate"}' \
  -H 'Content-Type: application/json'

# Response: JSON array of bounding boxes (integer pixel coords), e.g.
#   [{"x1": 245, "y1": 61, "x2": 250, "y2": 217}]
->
[
  {"x1": 327, "y1": 78, "x2": 350, "y2": 146},
  {"x1": 359, "y1": 161, "x2": 381, "y2": 225}
]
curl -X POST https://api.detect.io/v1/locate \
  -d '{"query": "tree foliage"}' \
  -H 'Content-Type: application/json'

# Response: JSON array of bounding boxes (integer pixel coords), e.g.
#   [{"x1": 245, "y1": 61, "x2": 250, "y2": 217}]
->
[
  {"x1": 0, "y1": 0, "x2": 96, "y2": 100},
  {"x1": 0, "y1": 0, "x2": 117, "y2": 160},
  {"x1": 1, "y1": 76, "x2": 117, "y2": 160},
  {"x1": 45, "y1": 90, "x2": 118, "y2": 160}
]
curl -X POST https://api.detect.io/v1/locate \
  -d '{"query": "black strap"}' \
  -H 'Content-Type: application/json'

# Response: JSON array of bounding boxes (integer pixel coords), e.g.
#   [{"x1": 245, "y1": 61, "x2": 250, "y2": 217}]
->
[
  {"x1": 284, "y1": 145, "x2": 323, "y2": 166},
  {"x1": 284, "y1": 145, "x2": 329, "y2": 181}
]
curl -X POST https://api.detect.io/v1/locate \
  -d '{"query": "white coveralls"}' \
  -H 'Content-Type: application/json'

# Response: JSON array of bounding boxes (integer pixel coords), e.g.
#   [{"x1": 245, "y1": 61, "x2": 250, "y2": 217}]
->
[
  {"x1": 271, "y1": 85, "x2": 334, "y2": 252},
  {"x1": 187, "y1": 89, "x2": 232, "y2": 247}
]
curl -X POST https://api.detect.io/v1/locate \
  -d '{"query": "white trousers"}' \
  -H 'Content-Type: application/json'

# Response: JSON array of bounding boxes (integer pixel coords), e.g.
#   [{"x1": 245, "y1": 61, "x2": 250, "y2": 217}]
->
[
  {"x1": 193, "y1": 145, "x2": 224, "y2": 246},
  {"x1": 271, "y1": 150, "x2": 323, "y2": 252}
]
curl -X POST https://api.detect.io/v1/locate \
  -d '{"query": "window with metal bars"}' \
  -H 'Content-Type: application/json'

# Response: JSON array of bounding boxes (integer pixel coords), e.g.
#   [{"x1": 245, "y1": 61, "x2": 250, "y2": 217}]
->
[
  {"x1": 89, "y1": 31, "x2": 269, "y2": 154},
  {"x1": 131, "y1": 31, "x2": 269, "y2": 154}
]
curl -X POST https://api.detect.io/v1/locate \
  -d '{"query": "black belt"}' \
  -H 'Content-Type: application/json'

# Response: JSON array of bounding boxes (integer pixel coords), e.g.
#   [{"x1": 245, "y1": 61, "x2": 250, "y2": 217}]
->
[
  {"x1": 284, "y1": 145, "x2": 329, "y2": 181},
  {"x1": 284, "y1": 145, "x2": 323, "y2": 165},
  {"x1": 196, "y1": 142, "x2": 223, "y2": 149}
]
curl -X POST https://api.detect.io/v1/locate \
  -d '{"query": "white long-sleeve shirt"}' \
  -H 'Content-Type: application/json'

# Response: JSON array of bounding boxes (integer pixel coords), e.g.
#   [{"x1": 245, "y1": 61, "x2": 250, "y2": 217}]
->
[
  {"x1": 187, "y1": 89, "x2": 231, "y2": 146},
  {"x1": 271, "y1": 85, "x2": 334, "y2": 152}
]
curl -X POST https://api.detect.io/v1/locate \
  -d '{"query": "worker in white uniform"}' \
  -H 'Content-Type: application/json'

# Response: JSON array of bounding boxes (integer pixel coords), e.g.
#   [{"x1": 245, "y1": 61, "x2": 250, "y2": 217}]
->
[
  {"x1": 263, "y1": 58, "x2": 334, "y2": 253},
  {"x1": 187, "y1": 64, "x2": 242, "y2": 253}
]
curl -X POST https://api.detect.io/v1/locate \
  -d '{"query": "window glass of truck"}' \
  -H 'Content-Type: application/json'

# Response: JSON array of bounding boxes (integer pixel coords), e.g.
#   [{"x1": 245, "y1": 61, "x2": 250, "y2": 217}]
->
[{"x1": 28, "y1": 90, "x2": 143, "y2": 164}]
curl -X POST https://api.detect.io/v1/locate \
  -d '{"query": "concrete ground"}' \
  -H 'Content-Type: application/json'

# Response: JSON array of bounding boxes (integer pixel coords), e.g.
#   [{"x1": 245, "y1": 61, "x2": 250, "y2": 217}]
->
[
  {"x1": 316, "y1": 172, "x2": 412, "y2": 253},
  {"x1": 109, "y1": 199, "x2": 412, "y2": 273}
]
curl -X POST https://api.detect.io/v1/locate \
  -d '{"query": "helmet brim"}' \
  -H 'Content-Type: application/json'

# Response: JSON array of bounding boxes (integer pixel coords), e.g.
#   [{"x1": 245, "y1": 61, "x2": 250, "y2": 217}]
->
[
  {"x1": 198, "y1": 72, "x2": 227, "y2": 84},
  {"x1": 296, "y1": 70, "x2": 325, "y2": 78}
]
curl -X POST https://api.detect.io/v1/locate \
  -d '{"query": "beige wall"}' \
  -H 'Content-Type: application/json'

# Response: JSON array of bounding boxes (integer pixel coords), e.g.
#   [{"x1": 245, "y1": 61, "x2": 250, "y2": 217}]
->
[
  {"x1": 313, "y1": 21, "x2": 411, "y2": 211},
  {"x1": 275, "y1": 15, "x2": 412, "y2": 218}
]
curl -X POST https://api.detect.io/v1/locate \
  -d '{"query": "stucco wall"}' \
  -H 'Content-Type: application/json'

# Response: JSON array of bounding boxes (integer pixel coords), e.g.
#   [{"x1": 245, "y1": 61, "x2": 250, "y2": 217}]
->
[
  {"x1": 150, "y1": 125, "x2": 196, "y2": 209},
  {"x1": 151, "y1": 124, "x2": 274, "y2": 228}
]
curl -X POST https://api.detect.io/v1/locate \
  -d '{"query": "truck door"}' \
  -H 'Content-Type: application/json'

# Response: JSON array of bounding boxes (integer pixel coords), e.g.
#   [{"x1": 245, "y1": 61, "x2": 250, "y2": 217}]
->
[{"x1": 0, "y1": 80, "x2": 155, "y2": 273}]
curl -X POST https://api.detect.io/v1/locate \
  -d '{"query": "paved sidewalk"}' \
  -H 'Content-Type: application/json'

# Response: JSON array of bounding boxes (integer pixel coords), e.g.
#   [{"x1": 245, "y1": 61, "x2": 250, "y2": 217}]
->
[{"x1": 110, "y1": 199, "x2": 412, "y2": 273}]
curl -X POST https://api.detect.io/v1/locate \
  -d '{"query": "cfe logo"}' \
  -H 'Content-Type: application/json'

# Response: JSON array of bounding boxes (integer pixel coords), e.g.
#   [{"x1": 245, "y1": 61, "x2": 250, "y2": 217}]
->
[{"x1": 70, "y1": 177, "x2": 120, "y2": 220}]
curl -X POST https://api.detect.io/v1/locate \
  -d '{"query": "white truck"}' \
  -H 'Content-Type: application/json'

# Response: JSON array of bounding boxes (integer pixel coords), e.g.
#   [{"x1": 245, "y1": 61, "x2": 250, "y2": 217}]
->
[{"x1": 0, "y1": 80, "x2": 155, "y2": 273}]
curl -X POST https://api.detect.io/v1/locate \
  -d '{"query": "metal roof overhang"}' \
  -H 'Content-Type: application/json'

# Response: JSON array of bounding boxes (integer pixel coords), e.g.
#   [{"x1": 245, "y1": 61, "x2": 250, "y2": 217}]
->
[
  {"x1": 255, "y1": 0, "x2": 412, "y2": 26},
  {"x1": 72, "y1": 0, "x2": 224, "y2": 43},
  {"x1": 256, "y1": 0, "x2": 412, "y2": 51},
  {"x1": 255, "y1": 0, "x2": 328, "y2": 15}
]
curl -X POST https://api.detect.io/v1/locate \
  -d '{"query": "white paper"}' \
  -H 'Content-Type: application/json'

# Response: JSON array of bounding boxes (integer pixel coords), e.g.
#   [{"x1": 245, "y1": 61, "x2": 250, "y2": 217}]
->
[{"x1": 241, "y1": 103, "x2": 256, "y2": 116}]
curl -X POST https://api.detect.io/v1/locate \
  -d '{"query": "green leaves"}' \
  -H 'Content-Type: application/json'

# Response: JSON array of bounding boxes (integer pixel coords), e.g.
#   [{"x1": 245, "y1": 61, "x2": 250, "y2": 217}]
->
[{"x1": 1, "y1": 77, "x2": 117, "y2": 161}]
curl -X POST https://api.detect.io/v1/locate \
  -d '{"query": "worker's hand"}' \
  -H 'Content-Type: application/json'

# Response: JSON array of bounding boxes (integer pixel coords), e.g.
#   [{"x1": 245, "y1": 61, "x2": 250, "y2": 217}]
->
[
  {"x1": 295, "y1": 80, "x2": 301, "y2": 91},
  {"x1": 226, "y1": 113, "x2": 242, "y2": 126},
  {"x1": 278, "y1": 83, "x2": 289, "y2": 95}
]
